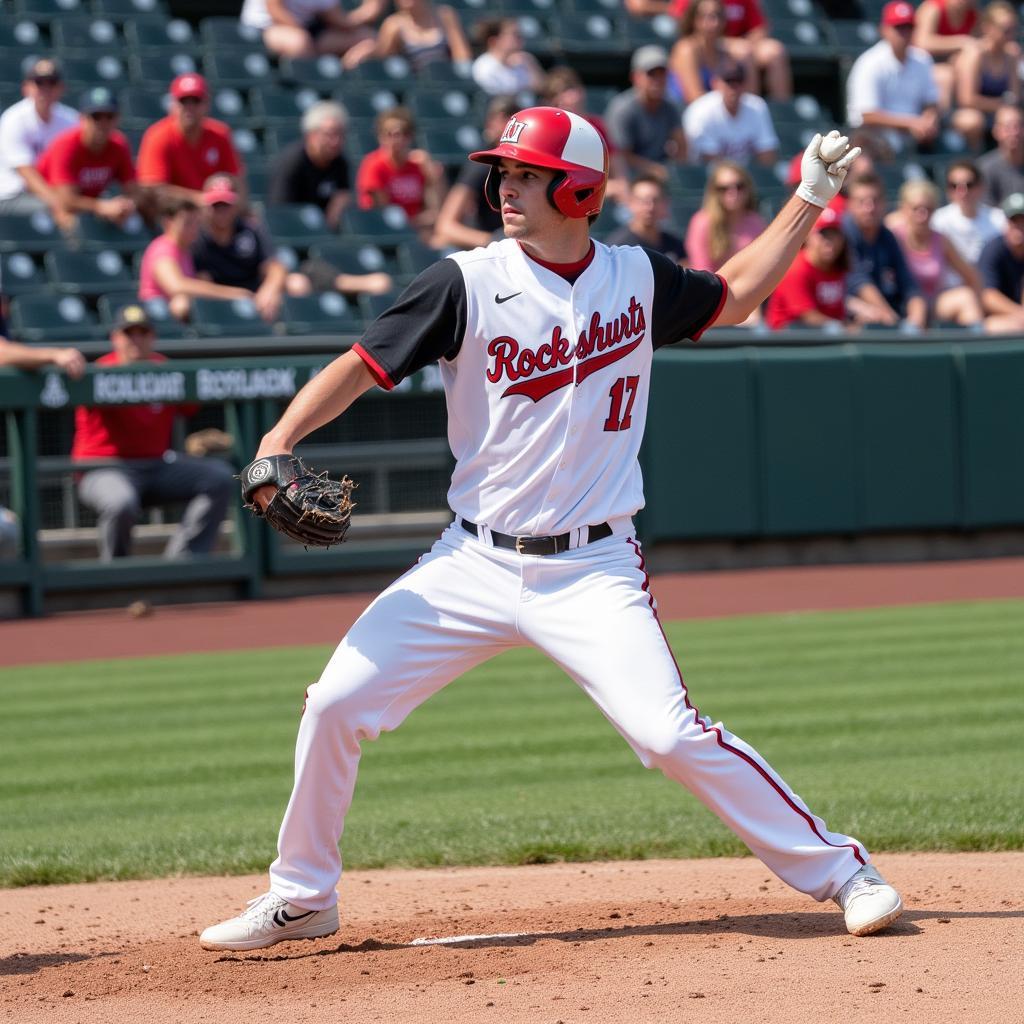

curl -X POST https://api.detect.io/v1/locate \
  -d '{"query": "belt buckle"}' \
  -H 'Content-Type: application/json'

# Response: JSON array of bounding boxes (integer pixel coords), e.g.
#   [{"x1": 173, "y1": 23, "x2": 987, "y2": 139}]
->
[{"x1": 515, "y1": 536, "x2": 526, "y2": 555}]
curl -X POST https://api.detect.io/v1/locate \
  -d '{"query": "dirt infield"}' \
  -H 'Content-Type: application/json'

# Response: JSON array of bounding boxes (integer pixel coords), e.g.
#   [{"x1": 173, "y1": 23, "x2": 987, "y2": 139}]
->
[
  {"x1": 3, "y1": 556, "x2": 1023, "y2": 666},
  {"x1": 2, "y1": 854, "x2": 1022, "y2": 1023},
  {"x1": 3, "y1": 559, "x2": 1023, "y2": 1021}
]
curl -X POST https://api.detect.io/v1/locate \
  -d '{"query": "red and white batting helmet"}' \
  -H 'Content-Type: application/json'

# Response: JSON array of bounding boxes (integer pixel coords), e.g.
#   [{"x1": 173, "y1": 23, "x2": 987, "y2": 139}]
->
[{"x1": 469, "y1": 106, "x2": 609, "y2": 219}]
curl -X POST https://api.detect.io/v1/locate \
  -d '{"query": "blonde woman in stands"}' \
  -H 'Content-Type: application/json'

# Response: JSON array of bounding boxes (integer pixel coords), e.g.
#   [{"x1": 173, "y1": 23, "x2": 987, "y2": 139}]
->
[
  {"x1": 240, "y1": 0, "x2": 386, "y2": 62},
  {"x1": 345, "y1": 0, "x2": 472, "y2": 71}
]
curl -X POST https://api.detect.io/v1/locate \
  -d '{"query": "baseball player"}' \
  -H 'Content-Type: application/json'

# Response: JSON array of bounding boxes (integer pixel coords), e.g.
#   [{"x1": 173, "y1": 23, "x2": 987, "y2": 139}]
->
[{"x1": 201, "y1": 108, "x2": 903, "y2": 950}]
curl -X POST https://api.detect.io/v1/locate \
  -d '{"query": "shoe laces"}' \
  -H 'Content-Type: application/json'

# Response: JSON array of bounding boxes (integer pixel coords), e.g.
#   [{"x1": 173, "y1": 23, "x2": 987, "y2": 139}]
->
[
  {"x1": 833, "y1": 866, "x2": 885, "y2": 908},
  {"x1": 240, "y1": 891, "x2": 288, "y2": 925}
]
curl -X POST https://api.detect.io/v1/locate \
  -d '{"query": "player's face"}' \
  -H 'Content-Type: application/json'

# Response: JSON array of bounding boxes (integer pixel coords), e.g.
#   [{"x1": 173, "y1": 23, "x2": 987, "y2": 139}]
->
[{"x1": 496, "y1": 159, "x2": 563, "y2": 239}]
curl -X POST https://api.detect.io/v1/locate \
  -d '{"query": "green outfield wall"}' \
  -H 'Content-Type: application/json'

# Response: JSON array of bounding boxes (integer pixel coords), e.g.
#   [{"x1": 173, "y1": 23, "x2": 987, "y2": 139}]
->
[{"x1": 1, "y1": 338, "x2": 1022, "y2": 616}]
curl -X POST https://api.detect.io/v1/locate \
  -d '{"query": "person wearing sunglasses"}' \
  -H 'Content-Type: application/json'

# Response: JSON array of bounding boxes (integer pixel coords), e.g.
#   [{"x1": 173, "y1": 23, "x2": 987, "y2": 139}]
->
[
  {"x1": 931, "y1": 158, "x2": 1006, "y2": 263},
  {"x1": 35, "y1": 86, "x2": 141, "y2": 230},
  {"x1": 137, "y1": 74, "x2": 245, "y2": 209},
  {"x1": 0, "y1": 58, "x2": 79, "y2": 225},
  {"x1": 685, "y1": 161, "x2": 766, "y2": 273}
]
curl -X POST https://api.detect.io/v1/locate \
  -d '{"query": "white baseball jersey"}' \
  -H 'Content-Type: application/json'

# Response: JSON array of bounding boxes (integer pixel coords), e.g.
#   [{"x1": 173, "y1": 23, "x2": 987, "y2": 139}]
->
[{"x1": 354, "y1": 238, "x2": 725, "y2": 536}]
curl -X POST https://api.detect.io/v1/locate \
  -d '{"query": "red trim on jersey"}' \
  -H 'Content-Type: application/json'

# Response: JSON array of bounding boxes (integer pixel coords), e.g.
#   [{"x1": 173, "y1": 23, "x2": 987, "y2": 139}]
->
[
  {"x1": 690, "y1": 274, "x2": 729, "y2": 342},
  {"x1": 625, "y1": 536, "x2": 868, "y2": 868},
  {"x1": 519, "y1": 241, "x2": 596, "y2": 283},
  {"x1": 353, "y1": 343, "x2": 395, "y2": 390}
]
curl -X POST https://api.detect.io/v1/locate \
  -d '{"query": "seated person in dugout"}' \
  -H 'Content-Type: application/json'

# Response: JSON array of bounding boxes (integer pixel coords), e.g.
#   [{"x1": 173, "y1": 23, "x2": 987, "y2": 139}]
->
[{"x1": 71, "y1": 305, "x2": 235, "y2": 560}]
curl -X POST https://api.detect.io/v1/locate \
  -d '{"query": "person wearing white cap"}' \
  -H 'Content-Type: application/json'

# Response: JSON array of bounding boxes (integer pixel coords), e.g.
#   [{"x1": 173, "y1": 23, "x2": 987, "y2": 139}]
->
[
  {"x1": 605, "y1": 45, "x2": 687, "y2": 181},
  {"x1": 845, "y1": 1, "x2": 941, "y2": 156}
]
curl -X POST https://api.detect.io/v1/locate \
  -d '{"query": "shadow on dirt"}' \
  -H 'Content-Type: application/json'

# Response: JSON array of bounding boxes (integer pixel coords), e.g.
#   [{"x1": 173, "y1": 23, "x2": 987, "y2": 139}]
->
[{"x1": 0, "y1": 951, "x2": 115, "y2": 976}]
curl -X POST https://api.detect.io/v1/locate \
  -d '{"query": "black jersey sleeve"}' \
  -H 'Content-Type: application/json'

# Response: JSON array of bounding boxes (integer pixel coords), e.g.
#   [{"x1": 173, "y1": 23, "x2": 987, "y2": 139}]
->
[
  {"x1": 644, "y1": 247, "x2": 727, "y2": 349},
  {"x1": 353, "y1": 257, "x2": 467, "y2": 389}
]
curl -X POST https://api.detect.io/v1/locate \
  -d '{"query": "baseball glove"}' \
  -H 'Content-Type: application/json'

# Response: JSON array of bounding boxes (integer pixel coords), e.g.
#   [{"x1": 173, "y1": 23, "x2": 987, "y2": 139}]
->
[{"x1": 240, "y1": 454, "x2": 356, "y2": 548}]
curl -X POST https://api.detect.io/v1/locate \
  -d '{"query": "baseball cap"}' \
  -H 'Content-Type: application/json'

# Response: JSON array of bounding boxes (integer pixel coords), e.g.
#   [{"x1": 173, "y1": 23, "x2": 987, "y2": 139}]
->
[
  {"x1": 25, "y1": 57, "x2": 62, "y2": 82},
  {"x1": 1001, "y1": 192, "x2": 1024, "y2": 218},
  {"x1": 80, "y1": 86, "x2": 118, "y2": 115},
  {"x1": 631, "y1": 45, "x2": 668, "y2": 73},
  {"x1": 170, "y1": 73, "x2": 208, "y2": 100},
  {"x1": 881, "y1": 1, "x2": 916, "y2": 27},
  {"x1": 202, "y1": 174, "x2": 239, "y2": 205},
  {"x1": 812, "y1": 206, "x2": 843, "y2": 233},
  {"x1": 112, "y1": 304, "x2": 154, "y2": 333}
]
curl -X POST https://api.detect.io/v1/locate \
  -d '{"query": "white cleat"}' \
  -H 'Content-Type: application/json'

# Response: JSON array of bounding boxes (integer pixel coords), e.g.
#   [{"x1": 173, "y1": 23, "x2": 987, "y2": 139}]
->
[
  {"x1": 832, "y1": 864, "x2": 904, "y2": 936},
  {"x1": 200, "y1": 892, "x2": 339, "y2": 951}
]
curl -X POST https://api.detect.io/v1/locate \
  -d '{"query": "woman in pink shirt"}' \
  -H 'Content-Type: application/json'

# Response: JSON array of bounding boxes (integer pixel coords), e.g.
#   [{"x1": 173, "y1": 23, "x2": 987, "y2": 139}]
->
[
  {"x1": 685, "y1": 161, "x2": 766, "y2": 271},
  {"x1": 138, "y1": 195, "x2": 252, "y2": 320}
]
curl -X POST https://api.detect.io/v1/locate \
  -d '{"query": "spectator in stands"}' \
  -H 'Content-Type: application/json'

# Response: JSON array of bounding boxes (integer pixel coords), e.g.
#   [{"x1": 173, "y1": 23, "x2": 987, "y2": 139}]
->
[
  {"x1": 978, "y1": 104, "x2": 1024, "y2": 205},
  {"x1": 913, "y1": 0, "x2": 979, "y2": 113},
  {"x1": 682, "y1": 59, "x2": 779, "y2": 167},
  {"x1": 932, "y1": 158, "x2": 1005, "y2": 262},
  {"x1": 669, "y1": 0, "x2": 754, "y2": 105},
  {"x1": 605, "y1": 176, "x2": 688, "y2": 266},
  {"x1": 432, "y1": 95, "x2": 516, "y2": 250},
  {"x1": 139, "y1": 196, "x2": 253, "y2": 321},
  {"x1": 71, "y1": 303, "x2": 234, "y2": 561},
  {"x1": 346, "y1": 0, "x2": 472, "y2": 71},
  {"x1": 193, "y1": 175, "x2": 312, "y2": 324},
  {"x1": 355, "y1": 107, "x2": 444, "y2": 231},
  {"x1": 766, "y1": 206, "x2": 850, "y2": 331},
  {"x1": 888, "y1": 179, "x2": 984, "y2": 326},
  {"x1": 605, "y1": 46, "x2": 687, "y2": 182},
  {"x1": 541, "y1": 66, "x2": 628, "y2": 201},
  {"x1": 846, "y1": 2, "x2": 941, "y2": 158},
  {"x1": 0, "y1": 58, "x2": 78, "y2": 226},
  {"x1": 137, "y1": 74, "x2": 244, "y2": 208},
  {"x1": 685, "y1": 160, "x2": 765, "y2": 273},
  {"x1": 35, "y1": 87, "x2": 140, "y2": 230},
  {"x1": 977, "y1": 192, "x2": 1024, "y2": 331},
  {"x1": 952, "y1": 2, "x2": 1020, "y2": 149},
  {"x1": 471, "y1": 18, "x2": 544, "y2": 97},
  {"x1": 842, "y1": 172, "x2": 928, "y2": 329},
  {"x1": 666, "y1": 0, "x2": 790, "y2": 100},
  {"x1": 240, "y1": 0, "x2": 385, "y2": 62},
  {"x1": 268, "y1": 101, "x2": 351, "y2": 230}
]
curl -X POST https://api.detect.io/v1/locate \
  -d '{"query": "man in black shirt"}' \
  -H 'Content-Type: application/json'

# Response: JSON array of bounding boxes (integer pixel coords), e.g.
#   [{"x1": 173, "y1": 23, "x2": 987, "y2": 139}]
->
[
  {"x1": 979, "y1": 192, "x2": 1024, "y2": 333},
  {"x1": 268, "y1": 101, "x2": 351, "y2": 230},
  {"x1": 605, "y1": 176, "x2": 688, "y2": 265}
]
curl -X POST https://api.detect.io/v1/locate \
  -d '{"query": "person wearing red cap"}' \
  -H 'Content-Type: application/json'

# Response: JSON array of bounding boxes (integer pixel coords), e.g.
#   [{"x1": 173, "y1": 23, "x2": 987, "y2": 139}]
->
[
  {"x1": 136, "y1": 74, "x2": 244, "y2": 206},
  {"x1": 846, "y1": 1, "x2": 941, "y2": 157},
  {"x1": 766, "y1": 206, "x2": 850, "y2": 330}
]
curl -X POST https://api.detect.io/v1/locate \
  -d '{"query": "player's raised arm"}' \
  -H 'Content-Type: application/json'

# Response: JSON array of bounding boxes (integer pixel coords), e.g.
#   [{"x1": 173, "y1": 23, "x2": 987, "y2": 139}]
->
[{"x1": 715, "y1": 132, "x2": 860, "y2": 326}]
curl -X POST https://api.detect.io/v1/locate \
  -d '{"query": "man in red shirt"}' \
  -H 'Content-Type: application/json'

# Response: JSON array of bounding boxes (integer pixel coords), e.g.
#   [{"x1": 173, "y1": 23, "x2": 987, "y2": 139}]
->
[
  {"x1": 136, "y1": 73, "x2": 244, "y2": 206},
  {"x1": 766, "y1": 206, "x2": 850, "y2": 330},
  {"x1": 72, "y1": 304, "x2": 235, "y2": 560},
  {"x1": 36, "y1": 86, "x2": 141, "y2": 228},
  {"x1": 355, "y1": 107, "x2": 443, "y2": 230}
]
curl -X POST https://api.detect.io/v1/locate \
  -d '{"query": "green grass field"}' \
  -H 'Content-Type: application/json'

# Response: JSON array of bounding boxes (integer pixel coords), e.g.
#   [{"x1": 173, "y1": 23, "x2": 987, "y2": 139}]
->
[{"x1": 2, "y1": 599, "x2": 1022, "y2": 888}]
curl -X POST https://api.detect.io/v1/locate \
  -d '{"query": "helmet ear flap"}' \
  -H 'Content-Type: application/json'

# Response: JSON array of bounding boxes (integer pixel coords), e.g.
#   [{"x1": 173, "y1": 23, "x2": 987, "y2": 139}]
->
[
  {"x1": 483, "y1": 165, "x2": 501, "y2": 212},
  {"x1": 546, "y1": 171, "x2": 567, "y2": 213}
]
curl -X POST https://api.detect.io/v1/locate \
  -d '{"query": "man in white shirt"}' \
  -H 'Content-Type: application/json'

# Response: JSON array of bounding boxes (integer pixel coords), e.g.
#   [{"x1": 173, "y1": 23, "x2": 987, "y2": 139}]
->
[
  {"x1": 932, "y1": 159, "x2": 1006, "y2": 263},
  {"x1": 0, "y1": 58, "x2": 79, "y2": 223},
  {"x1": 845, "y1": 1, "x2": 940, "y2": 157},
  {"x1": 683, "y1": 60, "x2": 779, "y2": 166}
]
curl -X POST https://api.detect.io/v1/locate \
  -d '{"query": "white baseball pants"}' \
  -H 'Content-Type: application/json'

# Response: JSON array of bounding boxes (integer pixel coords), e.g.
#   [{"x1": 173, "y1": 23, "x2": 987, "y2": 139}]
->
[{"x1": 269, "y1": 525, "x2": 867, "y2": 909}]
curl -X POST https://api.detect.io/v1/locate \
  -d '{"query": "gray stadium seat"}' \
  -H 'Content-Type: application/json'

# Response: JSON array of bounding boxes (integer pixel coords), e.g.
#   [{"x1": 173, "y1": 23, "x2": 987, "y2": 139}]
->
[
  {"x1": 50, "y1": 16, "x2": 123, "y2": 55},
  {"x1": 308, "y1": 240, "x2": 398, "y2": 277},
  {"x1": 263, "y1": 204, "x2": 336, "y2": 249},
  {"x1": 75, "y1": 213, "x2": 154, "y2": 254},
  {"x1": 341, "y1": 206, "x2": 418, "y2": 247},
  {"x1": 0, "y1": 252, "x2": 49, "y2": 296},
  {"x1": 280, "y1": 292, "x2": 364, "y2": 335},
  {"x1": 123, "y1": 16, "x2": 196, "y2": 51},
  {"x1": 44, "y1": 249, "x2": 135, "y2": 296},
  {"x1": 0, "y1": 211, "x2": 65, "y2": 254},
  {"x1": 189, "y1": 297, "x2": 277, "y2": 337},
  {"x1": 203, "y1": 50, "x2": 277, "y2": 90},
  {"x1": 13, "y1": 0, "x2": 85, "y2": 17},
  {"x1": 199, "y1": 16, "x2": 264, "y2": 50},
  {"x1": 92, "y1": 0, "x2": 170, "y2": 19},
  {"x1": 97, "y1": 292, "x2": 193, "y2": 339},
  {"x1": 128, "y1": 50, "x2": 200, "y2": 89},
  {"x1": 7, "y1": 294, "x2": 105, "y2": 342},
  {"x1": 279, "y1": 56, "x2": 347, "y2": 89},
  {"x1": 0, "y1": 20, "x2": 44, "y2": 51}
]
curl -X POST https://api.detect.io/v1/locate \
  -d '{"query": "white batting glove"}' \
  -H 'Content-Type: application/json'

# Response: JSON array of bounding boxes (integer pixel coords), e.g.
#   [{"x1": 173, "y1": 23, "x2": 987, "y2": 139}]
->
[{"x1": 795, "y1": 130, "x2": 862, "y2": 209}]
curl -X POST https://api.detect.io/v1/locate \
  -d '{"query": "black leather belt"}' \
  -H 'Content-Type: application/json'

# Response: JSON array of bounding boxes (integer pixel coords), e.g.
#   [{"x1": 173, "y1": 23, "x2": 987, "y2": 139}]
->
[{"x1": 459, "y1": 518, "x2": 612, "y2": 556}]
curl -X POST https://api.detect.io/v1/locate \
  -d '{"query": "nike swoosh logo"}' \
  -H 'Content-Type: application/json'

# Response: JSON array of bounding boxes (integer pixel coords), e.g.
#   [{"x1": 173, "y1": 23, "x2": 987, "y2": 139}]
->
[
  {"x1": 495, "y1": 292, "x2": 522, "y2": 304},
  {"x1": 272, "y1": 908, "x2": 316, "y2": 928}
]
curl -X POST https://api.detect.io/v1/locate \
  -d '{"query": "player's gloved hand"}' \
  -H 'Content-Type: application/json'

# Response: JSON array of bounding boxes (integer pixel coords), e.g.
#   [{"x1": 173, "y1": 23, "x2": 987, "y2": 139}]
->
[{"x1": 795, "y1": 130, "x2": 862, "y2": 209}]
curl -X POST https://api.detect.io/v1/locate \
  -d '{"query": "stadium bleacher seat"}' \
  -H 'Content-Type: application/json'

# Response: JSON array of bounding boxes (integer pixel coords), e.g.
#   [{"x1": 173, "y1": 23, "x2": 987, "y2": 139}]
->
[
  {"x1": 0, "y1": 211, "x2": 65, "y2": 255},
  {"x1": 7, "y1": 294, "x2": 105, "y2": 342},
  {"x1": 624, "y1": 12, "x2": 677, "y2": 49},
  {"x1": 118, "y1": 89, "x2": 170, "y2": 129},
  {"x1": 554, "y1": 12, "x2": 628, "y2": 59},
  {"x1": 13, "y1": 0, "x2": 86, "y2": 18},
  {"x1": 50, "y1": 16, "x2": 123, "y2": 55},
  {"x1": 770, "y1": 18, "x2": 836, "y2": 61},
  {"x1": 0, "y1": 252, "x2": 49, "y2": 296},
  {"x1": 330, "y1": 89, "x2": 400, "y2": 123},
  {"x1": 0, "y1": 20, "x2": 44, "y2": 53},
  {"x1": 124, "y1": 16, "x2": 196, "y2": 52},
  {"x1": 128, "y1": 50, "x2": 200, "y2": 89},
  {"x1": 75, "y1": 214, "x2": 154, "y2": 254},
  {"x1": 209, "y1": 88, "x2": 254, "y2": 129},
  {"x1": 280, "y1": 292, "x2": 364, "y2": 335},
  {"x1": 358, "y1": 289, "x2": 403, "y2": 324},
  {"x1": 263, "y1": 204, "x2": 336, "y2": 249},
  {"x1": 263, "y1": 124, "x2": 303, "y2": 155},
  {"x1": 421, "y1": 124, "x2": 484, "y2": 166},
  {"x1": 198, "y1": 16, "x2": 264, "y2": 50},
  {"x1": 97, "y1": 292, "x2": 193, "y2": 338},
  {"x1": 396, "y1": 240, "x2": 443, "y2": 279},
  {"x1": 92, "y1": 0, "x2": 170, "y2": 19},
  {"x1": 45, "y1": 249, "x2": 135, "y2": 297},
  {"x1": 189, "y1": 297, "x2": 277, "y2": 337},
  {"x1": 347, "y1": 57, "x2": 413, "y2": 88},
  {"x1": 831, "y1": 19, "x2": 880, "y2": 59},
  {"x1": 408, "y1": 89, "x2": 473, "y2": 124},
  {"x1": 279, "y1": 56, "x2": 346, "y2": 89},
  {"x1": 308, "y1": 239, "x2": 398, "y2": 277},
  {"x1": 250, "y1": 87, "x2": 311, "y2": 126},
  {"x1": 246, "y1": 167, "x2": 269, "y2": 200},
  {"x1": 203, "y1": 50, "x2": 276, "y2": 90},
  {"x1": 416, "y1": 61, "x2": 474, "y2": 90},
  {"x1": 59, "y1": 54, "x2": 127, "y2": 90},
  {"x1": 340, "y1": 206, "x2": 418, "y2": 247}
]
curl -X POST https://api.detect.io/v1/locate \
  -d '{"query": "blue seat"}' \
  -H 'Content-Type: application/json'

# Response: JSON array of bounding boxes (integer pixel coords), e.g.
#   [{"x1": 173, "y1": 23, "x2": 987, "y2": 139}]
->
[
  {"x1": 45, "y1": 249, "x2": 135, "y2": 296},
  {"x1": 0, "y1": 211, "x2": 66, "y2": 254},
  {"x1": 0, "y1": 252, "x2": 49, "y2": 296},
  {"x1": 346, "y1": 57, "x2": 413, "y2": 87},
  {"x1": 396, "y1": 240, "x2": 442, "y2": 279},
  {"x1": 189, "y1": 297, "x2": 277, "y2": 337},
  {"x1": 7, "y1": 294, "x2": 105, "y2": 342},
  {"x1": 279, "y1": 56, "x2": 347, "y2": 89},
  {"x1": 59, "y1": 53, "x2": 128, "y2": 89},
  {"x1": 553, "y1": 12, "x2": 628, "y2": 57},
  {"x1": 0, "y1": 20, "x2": 44, "y2": 51},
  {"x1": 128, "y1": 50, "x2": 200, "y2": 89},
  {"x1": 75, "y1": 213, "x2": 154, "y2": 254},
  {"x1": 280, "y1": 292, "x2": 364, "y2": 335},
  {"x1": 13, "y1": 0, "x2": 86, "y2": 17},
  {"x1": 124, "y1": 16, "x2": 196, "y2": 51},
  {"x1": 203, "y1": 50, "x2": 277, "y2": 90},
  {"x1": 308, "y1": 239, "x2": 398, "y2": 277},
  {"x1": 420, "y1": 123, "x2": 484, "y2": 166},
  {"x1": 50, "y1": 16, "x2": 123, "y2": 54},
  {"x1": 263, "y1": 204, "x2": 335, "y2": 248},
  {"x1": 407, "y1": 88, "x2": 474, "y2": 125},
  {"x1": 198, "y1": 16, "x2": 264, "y2": 50},
  {"x1": 92, "y1": 0, "x2": 171, "y2": 19}
]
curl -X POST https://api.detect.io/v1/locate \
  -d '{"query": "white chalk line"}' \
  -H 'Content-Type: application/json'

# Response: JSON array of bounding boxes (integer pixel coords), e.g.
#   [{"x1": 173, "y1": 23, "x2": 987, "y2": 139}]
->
[{"x1": 409, "y1": 931, "x2": 532, "y2": 946}]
